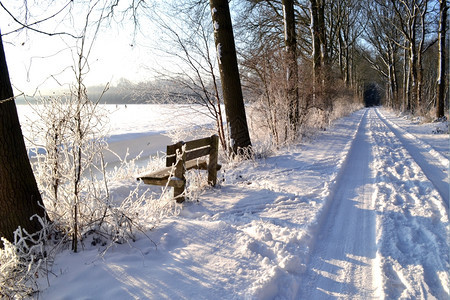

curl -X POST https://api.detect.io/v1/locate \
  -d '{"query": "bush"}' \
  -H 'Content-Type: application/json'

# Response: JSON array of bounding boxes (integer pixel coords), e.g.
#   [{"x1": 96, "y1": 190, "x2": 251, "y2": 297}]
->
[{"x1": 0, "y1": 216, "x2": 52, "y2": 299}]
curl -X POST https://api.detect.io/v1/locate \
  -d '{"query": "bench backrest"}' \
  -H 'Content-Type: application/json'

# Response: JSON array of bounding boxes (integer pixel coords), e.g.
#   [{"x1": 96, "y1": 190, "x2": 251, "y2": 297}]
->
[{"x1": 166, "y1": 135, "x2": 219, "y2": 167}]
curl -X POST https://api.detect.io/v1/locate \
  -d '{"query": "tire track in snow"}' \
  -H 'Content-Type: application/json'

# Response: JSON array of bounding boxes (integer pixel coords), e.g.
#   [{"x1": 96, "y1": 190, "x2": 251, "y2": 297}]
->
[
  {"x1": 378, "y1": 109, "x2": 449, "y2": 162},
  {"x1": 369, "y1": 108, "x2": 449, "y2": 299},
  {"x1": 374, "y1": 108, "x2": 449, "y2": 206},
  {"x1": 299, "y1": 109, "x2": 380, "y2": 299},
  {"x1": 299, "y1": 108, "x2": 449, "y2": 299}
]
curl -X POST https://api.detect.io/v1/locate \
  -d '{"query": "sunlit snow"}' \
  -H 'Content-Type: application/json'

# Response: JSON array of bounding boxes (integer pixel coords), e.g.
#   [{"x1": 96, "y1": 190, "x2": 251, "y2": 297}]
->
[{"x1": 14, "y1": 105, "x2": 450, "y2": 299}]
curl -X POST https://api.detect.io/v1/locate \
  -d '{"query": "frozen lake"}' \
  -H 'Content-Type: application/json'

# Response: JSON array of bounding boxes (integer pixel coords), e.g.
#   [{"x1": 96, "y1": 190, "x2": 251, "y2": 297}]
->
[{"x1": 17, "y1": 103, "x2": 216, "y2": 163}]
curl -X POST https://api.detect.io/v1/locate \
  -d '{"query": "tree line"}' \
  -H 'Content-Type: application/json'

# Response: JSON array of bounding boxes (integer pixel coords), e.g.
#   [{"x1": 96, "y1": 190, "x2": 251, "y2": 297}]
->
[
  {"x1": 237, "y1": 0, "x2": 447, "y2": 118},
  {"x1": 361, "y1": 0, "x2": 447, "y2": 117}
]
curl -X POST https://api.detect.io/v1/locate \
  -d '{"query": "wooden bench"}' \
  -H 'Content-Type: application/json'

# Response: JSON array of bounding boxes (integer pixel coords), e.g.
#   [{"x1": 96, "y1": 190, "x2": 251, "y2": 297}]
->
[{"x1": 137, "y1": 135, "x2": 221, "y2": 203}]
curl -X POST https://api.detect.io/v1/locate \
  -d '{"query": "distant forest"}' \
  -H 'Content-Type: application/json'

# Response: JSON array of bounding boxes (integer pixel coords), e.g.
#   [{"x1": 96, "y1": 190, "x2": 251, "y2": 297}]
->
[{"x1": 16, "y1": 78, "x2": 206, "y2": 105}]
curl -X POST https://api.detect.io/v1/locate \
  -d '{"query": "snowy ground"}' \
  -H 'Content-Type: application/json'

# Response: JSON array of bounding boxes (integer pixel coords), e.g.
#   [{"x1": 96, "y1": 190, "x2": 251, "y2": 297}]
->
[{"x1": 17, "y1": 105, "x2": 450, "y2": 299}]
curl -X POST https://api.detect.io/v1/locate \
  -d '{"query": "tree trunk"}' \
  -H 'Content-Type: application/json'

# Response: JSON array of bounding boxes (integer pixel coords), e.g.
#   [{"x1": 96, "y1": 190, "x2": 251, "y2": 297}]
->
[
  {"x1": 338, "y1": 32, "x2": 345, "y2": 82},
  {"x1": 310, "y1": 0, "x2": 321, "y2": 89},
  {"x1": 282, "y1": 0, "x2": 299, "y2": 133},
  {"x1": 388, "y1": 42, "x2": 399, "y2": 108},
  {"x1": 209, "y1": 0, "x2": 251, "y2": 155},
  {"x1": 0, "y1": 32, "x2": 46, "y2": 244},
  {"x1": 344, "y1": 9, "x2": 351, "y2": 88},
  {"x1": 391, "y1": 44, "x2": 399, "y2": 109},
  {"x1": 436, "y1": 0, "x2": 447, "y2": 119},
  {"x1": 317, "y1": 0, "x2": 327, "y2": 72},
  {"x1": 403, "y1": 43, "x2": 409, "y2": 112},
  {"x1": 388, "y1": 64, "x2": 393, "y2": 107},
  {"x1": 310, "y1": 0, "x2": 327, "y2": 98},
  {"x1": 416, "y1": 1, "x2": 428, "y2": 114},
  {"x1": 410, "y1": 24, "x2": 418, "y2": 114}
]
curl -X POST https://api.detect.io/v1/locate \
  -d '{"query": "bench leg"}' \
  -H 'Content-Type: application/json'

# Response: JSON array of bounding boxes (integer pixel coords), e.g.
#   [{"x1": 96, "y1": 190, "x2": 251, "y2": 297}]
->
[
  {"x1": 174, "y1": 186, "x2": 185, "y2": 203},
  {"x1": 173, "y1": 147, "x2": 186, "y2": 203},
  {"x1": 208, "y1": 134, "x2": 219, "y2": 186}
]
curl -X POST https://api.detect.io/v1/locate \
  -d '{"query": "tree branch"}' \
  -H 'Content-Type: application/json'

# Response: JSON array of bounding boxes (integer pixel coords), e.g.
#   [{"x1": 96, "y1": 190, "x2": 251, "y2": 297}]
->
[{"x1": 0, "y1": 1, "x2": 80, "y2": 39}]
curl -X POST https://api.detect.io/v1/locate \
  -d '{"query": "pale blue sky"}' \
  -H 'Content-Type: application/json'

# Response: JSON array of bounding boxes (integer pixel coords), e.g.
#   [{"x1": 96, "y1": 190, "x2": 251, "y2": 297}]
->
[{"x1": 0, "y1": 1, "x2": 161, "y2": 95}]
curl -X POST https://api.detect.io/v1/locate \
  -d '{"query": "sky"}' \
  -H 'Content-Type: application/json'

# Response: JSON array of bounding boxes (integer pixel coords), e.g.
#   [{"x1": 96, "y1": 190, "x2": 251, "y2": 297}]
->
[
  {"x1": 0, "y1": 1, "x2": 161, "y2": 95},
  {"x1": 0, "y1": 0, "x2": 239, "y2": 97}
]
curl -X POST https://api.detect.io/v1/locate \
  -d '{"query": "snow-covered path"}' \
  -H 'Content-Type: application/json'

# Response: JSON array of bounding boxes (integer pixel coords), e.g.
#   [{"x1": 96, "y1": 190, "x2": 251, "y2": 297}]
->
[
  {"x1": 374, "y1": 109, "x2": 449, "y2": 205},
  {"x1": 370, "y1": 108, "x2": 448, "y2": 299},
  {"x1": 299, "y1": 109, "x2": 379, "y2": 298},
  {"x1": 36, "y1": 107, "x2": 449, "y2": 300},
  {"x1": 299, "y1": 108, "x2": 448, "y2": 299}
]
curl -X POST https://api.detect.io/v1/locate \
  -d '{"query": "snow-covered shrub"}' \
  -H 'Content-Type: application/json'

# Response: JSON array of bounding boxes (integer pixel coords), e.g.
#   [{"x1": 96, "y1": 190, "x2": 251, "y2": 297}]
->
[
  {"x1": 85, "y1": 181, "x2": 180, "y2": 254},
  {"x1": 27, "y1": 94, "x2": 110, "y2": 252},
  {"x1": 0, "y1": 216, "x2": 58, "y2": 299},
  {"x1": 327, "y1": 94, "x2": 363, "y2": 123},
  {"x1": 247, "y1": 85, "x2": 295, "y2": 147},
  {"x1": 0, "y1": 237, "x2": 37, "y2": 299},
  {"x1": 247, "y1": 87, "x2": 357, "y2": 158},
  {"x1": 432, "y1": 119, "x2": 449, "y2": 134},
  {"x1": 242, "y1": 46, "x2": 363, "y2": 148},
  {"x1": 26, "y1": 94, "x2": 180, "y2": 253}
]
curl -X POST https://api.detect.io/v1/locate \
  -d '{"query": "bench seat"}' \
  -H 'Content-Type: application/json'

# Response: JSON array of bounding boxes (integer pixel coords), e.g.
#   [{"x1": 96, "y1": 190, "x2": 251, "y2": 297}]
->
[
  {"x1": 138, "y1": 160, "x2": 221, "y2": 187},
  {"x1": 137, "y1": 135, "x2": 220, "y2": 203}
]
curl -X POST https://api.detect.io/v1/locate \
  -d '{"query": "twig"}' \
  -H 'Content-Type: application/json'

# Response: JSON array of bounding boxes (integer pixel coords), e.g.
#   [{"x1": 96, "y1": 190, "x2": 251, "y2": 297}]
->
[
  {"x1": 0, "y1": 93, "x2": 24, "y2": 104},
  {"x1": 0, "y1": 1, "x2": 80, "y2": 39}
]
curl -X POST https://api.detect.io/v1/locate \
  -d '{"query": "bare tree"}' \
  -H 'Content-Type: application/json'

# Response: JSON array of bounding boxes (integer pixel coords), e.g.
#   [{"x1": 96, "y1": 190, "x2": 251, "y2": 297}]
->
[
  {"x1": 237, "y1": 0, "x2": 290, "y2": 144},
  {"x1": 0, "y1": 0, "x2": 111, "y2": 251},
  {"x1": 309, "y1": 0, "x2": 327, "y2": 89},
  {"x1": 362, "y1": 0, "x2": 441, "y2": 115},
  {"x1": 0, "y1": 0, "x2": 85, "y2": 244},
  {"x1": 436, "y1": 0, "x2": 447, "y2": 119},
  {"x1": 389, "y1": 0, "x2": 431, "y2": 114},
  {"x1": 238, "y1": 0, "x2": 364, "y2": 142},
  {"x1": 209, "y1": 0, "x2": 252, "y2": 155},
  {"x1": 282, "y1": 0, "x2": 299, "y2": 132},
  {"x1": 364, "y1": 1, "x2": 402, "y2": 109},
  {"x1": 0, "y1": 31, "x2": 46, "y2": 244},
  {"x1": 332, "y1": 0, "x2": 363, "y2": 89}
]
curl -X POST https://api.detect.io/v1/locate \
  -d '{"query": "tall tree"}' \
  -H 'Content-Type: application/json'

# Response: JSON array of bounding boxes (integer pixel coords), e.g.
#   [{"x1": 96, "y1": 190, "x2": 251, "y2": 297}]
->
[
  {"x1": 309, "y1": 0, "x2": 332, "y2": 122},
  {"x1": 389, "y1": 0, "x2": 430, "y2": 114},
  {"x1": 334, "y1": 0, "x2": 362, "y2": 88},
  {"x1": 310, "y1": 0, "x2": 326, "y2": 88},
  {"x1": 282, "y1": 0, "x2": 299, "y2": 132},
  {"x1": 0, "y1": 31, "x2": 46, "y2": 244},
  {"x1": 209, "y1": 0, "x2": 252, "y2": 155},
  {"x1": 436, "y1": 0, "x2": 447, "y2": 119}
]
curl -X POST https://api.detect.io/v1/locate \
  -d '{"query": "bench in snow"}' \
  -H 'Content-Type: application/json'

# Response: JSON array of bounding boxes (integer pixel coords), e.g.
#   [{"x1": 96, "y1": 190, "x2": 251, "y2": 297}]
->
[{"x1": 137, "y1": 135, "x2": 221, "y2": 203}]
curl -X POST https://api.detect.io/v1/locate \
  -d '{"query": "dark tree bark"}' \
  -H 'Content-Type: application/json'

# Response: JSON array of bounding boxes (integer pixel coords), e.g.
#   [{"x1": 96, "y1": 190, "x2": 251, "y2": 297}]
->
[
  {"x1": 282, "y1": 0, "x2": 299, "y2": 132},
  {"x1": 310, "y1": 0, "x2": 321, "y2": 86},
  {"x1": 310, "y1": 0, "x2": 327, "y2": 90},
  {"x1": 210, "y1": 0, "x2": 252, "y2": 155},
  {"x1": 415, "y1": 0, "x2": 428, "y2": 114},
  {"x1": 0, "y1": 32, "x2": 46, "y2": 244},
  {"x1": 403, "y1": 42, "x2": 409, "y2": 111},
  {"x1": 436, "y1": 0, "x2": 447, "y2": 119}
]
